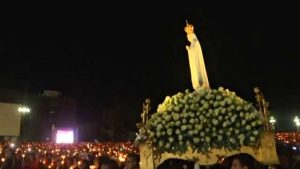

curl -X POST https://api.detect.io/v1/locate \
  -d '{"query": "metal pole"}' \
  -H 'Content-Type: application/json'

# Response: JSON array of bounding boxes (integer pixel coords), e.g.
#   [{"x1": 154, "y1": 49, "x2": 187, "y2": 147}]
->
[{"x1": 20, "y1": 113, "x2": 24, "y2": 141}]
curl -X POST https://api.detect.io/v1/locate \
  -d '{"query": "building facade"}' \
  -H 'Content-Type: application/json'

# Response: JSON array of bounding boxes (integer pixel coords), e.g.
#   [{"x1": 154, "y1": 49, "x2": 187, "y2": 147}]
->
[{"x1": 0, "y1": 89, "x2": 77, "y2": 141}]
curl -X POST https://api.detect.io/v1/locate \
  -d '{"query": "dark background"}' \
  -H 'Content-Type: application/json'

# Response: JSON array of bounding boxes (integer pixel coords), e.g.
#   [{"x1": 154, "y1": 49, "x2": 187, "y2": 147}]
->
[{"x1": 1, "y1": 5, "x2": 299, "y2": 139}]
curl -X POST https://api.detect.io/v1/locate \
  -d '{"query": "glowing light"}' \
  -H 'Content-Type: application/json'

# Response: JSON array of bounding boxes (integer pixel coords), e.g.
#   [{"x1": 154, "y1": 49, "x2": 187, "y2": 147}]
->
[
  {"x1": 89, "y1": 165, "x2": 96, "y2": 169},
  {"x1": 294, "y1": 116, "x2": 300, "y2": 127},
  {"x1": 1, "y1": 158, "x2": 5, "y2": 162},
  {"x1": 9, "y1": 143, "x2": 15, "y2": 148},
  {"x1": 118, "y1": 156, "x2": 126, "y2": 162},
  {"x1": 269, "y1": 116, "x2": 276, "y2": 124},
  {"x1": 18, "y1": 106, "x2": 30, "y2": 113},
  {"x1": 118, "y1": 153, "x2": 127, "y2": 162},
  {"x1": 56, "y1": 130, "x2": 74, "y2": 144},
  {"x1": 293, "y1": 146, "x2": 297, "y2": 150},
  {"x1": 295, "y1": 116, "x2": 300, "y2": 123}
]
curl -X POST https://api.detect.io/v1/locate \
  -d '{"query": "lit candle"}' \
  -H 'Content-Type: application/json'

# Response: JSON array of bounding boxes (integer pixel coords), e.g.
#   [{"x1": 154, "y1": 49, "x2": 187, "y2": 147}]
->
[
  {"x1": 10, "y1": 143, "x2": 15, "y2": 148},
  {"x1": 89, "y1": 165, "x2": 96, "y2": 169},
  {"x1": 118, "y1": 155, "x2": 126, "y2": 162}
]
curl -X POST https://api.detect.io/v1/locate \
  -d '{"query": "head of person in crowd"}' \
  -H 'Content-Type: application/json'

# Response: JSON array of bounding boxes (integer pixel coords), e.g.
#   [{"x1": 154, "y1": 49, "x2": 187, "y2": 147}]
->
[
  {"x1": 93, "y1": 155, "x2": 111, "y2": 169},
  {"x1": 66, "y1": 158, "x2": 73, "y2": 168},
  {"x1": 124, "y1": 153, "x2": 140, "y2": 169},
  {"x1": 4, "y1": 148, "x2": 14, "y2": 159},
  {"x1": 231, "y1": 153, "x2": 258, "y2": 169},
  {"x1": 276, "y1": 143, "x2": 300, "y2": 169},
  {"x1": 100, "y1": 158, "x2": 119, "y2": 169},
  {"x1": 79, "y1": 159, "x2": 90, "y2": 169}
]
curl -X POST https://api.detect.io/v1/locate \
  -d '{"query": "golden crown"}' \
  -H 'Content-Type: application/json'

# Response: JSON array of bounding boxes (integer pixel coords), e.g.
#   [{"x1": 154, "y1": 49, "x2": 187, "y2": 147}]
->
[{"x1": 184, "y1": 20, "x2": 194, "y2": 34}]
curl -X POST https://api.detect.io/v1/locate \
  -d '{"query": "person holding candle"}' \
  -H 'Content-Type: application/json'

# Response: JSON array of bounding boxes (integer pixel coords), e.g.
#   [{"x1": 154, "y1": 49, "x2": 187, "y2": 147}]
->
[{"x1": 0, "y1": 148, "x2": 17, "y2": 169}]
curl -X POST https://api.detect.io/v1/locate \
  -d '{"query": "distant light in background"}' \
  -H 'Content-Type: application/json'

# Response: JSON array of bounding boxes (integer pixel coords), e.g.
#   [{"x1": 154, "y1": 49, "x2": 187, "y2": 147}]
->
[
  {"x1": 56, "y1": 130, "x2": 74, "y2": 144},
  {"x1": 18, "y1": 106, "x2": 30, "y2": 114},
  {"x1": 294, "y1": 116, "x2": 300, "y2": 131},
  {"x1": 293, "y1": 146, "x2": 297, "y2": 150},
  {"x1": 270, "y1": 116, "x2": 276, "y2": 124},
  {"x1": 269, "y1": 116, "x2": 276, "y2": 129}
]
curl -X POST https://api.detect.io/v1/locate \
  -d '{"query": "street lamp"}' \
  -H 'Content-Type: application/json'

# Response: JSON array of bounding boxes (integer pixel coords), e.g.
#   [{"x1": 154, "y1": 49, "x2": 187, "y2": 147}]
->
[
  {"x1": 18, "y1": 106, "x2": 31, "y2": 141},
  {"x1": 18, "y1": 106, "x2": 30, "y2": 114},
  {"x1": 294, "y1": 116, "x2": 300, "y2": 131},
  {"x1": 269, "y1": 116, "x2": 276, "y2": 129}
]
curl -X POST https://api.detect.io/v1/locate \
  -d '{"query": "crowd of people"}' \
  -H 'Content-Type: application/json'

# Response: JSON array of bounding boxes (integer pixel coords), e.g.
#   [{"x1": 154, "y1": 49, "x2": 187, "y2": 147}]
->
[
  {"x1": 1, "y1": 140, "x2": 300, "y2": 169},
  {"x1": 276, "y1": 132, "x2": 300, "y2": 144},
  {"x1": 0, "y1": 141, "x2": 139, "y2": 169},
  {"x1": 156, "y1": 150, "x2": 300, "y2": 169}
]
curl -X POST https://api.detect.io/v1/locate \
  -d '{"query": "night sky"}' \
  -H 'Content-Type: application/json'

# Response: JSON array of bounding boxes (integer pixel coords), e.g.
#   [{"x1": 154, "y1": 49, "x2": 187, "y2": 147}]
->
[{"x1": 1, "y1": 5, "x2": 300, "y2": 137}]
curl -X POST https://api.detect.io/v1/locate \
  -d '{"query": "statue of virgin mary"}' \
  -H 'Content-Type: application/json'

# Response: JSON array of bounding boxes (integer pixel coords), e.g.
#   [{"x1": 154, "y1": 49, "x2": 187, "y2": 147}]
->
[{"x1": 184, "y1": 21, "x2": 210, "y2": 90}]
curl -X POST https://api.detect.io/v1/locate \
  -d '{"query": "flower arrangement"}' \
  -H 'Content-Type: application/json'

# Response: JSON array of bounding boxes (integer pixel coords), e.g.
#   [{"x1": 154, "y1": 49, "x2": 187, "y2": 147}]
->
[{"x1": 141, "y1": 87, "x2": 264, "y2": 154}]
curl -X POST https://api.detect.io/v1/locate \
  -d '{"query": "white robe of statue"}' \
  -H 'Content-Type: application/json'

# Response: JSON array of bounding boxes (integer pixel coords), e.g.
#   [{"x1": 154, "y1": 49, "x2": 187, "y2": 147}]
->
[{"x1": 186, "y1": 32, "x2": 210, "y2": 90}]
